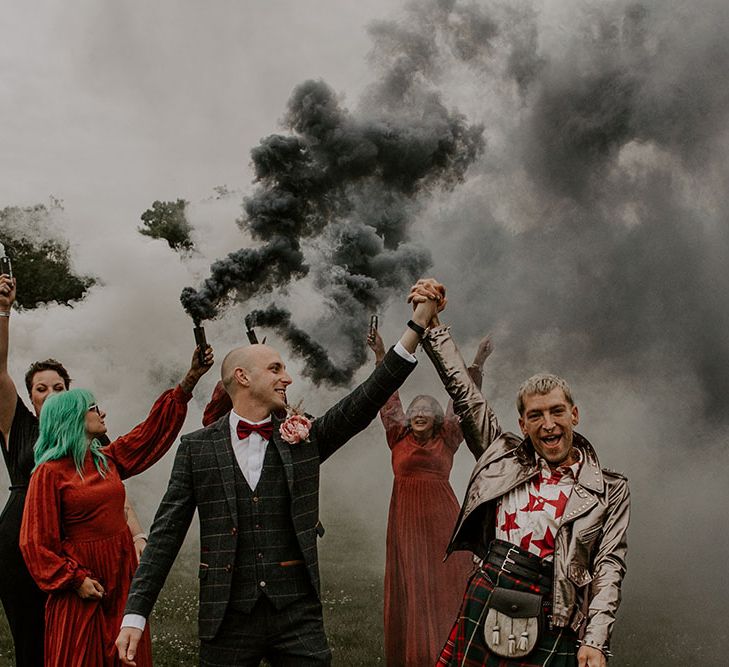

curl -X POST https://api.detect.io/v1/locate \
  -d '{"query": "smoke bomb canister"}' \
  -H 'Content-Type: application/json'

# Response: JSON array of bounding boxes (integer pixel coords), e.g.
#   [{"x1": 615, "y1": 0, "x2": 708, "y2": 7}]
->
[
  {"x1": 0, "y1": 253, "x2": 11, "y2": 279},
  {"x1": 193, "y1": 325, "x2": 208, "y2": 364}
]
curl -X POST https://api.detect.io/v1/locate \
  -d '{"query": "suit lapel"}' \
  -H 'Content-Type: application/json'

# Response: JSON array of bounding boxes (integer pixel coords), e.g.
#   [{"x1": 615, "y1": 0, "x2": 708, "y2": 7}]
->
[
  {"x1": 271, "y1": 415, "x2": 295, "y2": 497},
  {"x1": 212, "y1": 415, "x2": 239, "y2": 528}
]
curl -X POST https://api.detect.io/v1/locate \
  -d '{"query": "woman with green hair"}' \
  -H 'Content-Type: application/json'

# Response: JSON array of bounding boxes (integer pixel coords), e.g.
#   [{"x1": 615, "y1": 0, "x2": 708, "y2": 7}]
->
[{"x1": 19, "y1": 347, "x2": 212, "y2": 667}]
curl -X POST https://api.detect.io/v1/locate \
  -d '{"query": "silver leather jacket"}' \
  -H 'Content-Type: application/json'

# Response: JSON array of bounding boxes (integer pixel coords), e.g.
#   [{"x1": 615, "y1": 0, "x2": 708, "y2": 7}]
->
[{"x1": 422, "y1": 326, "x2": 630, "y2": 654}]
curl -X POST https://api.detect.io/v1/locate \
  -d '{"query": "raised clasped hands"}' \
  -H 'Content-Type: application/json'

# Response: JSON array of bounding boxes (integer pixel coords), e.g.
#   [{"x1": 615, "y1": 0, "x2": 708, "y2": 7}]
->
[{"x1": 407, "y1": 278, "x2": 447, "y2": 328}]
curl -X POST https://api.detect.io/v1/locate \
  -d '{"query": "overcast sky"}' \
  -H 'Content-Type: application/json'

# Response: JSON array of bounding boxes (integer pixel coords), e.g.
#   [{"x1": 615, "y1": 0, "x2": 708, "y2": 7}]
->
[{"x1": 1, "y1": 1, "x2": 392, "y2": 225}]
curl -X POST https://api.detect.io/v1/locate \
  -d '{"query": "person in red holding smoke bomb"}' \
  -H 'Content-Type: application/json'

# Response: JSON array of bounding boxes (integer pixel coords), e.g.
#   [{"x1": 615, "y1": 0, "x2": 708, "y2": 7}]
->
[
  {"x1": 18, "y1": 343, "x2": 213, "y2": 665},
  {"x1": 0, "y1": 272, "x2": 193, "y2": 666}
]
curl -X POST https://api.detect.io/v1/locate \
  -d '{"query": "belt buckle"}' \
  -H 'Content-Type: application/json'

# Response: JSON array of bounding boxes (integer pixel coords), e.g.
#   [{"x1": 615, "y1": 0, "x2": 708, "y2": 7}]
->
[{"x1": 500, "y1": 546, "x2": 518, "y2": 575}]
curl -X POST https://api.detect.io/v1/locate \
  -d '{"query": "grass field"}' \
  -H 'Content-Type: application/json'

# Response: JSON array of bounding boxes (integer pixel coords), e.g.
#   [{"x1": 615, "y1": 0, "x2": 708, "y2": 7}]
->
[{"x1": 0, "y1": 522, "x2": 725, "y2": 666}]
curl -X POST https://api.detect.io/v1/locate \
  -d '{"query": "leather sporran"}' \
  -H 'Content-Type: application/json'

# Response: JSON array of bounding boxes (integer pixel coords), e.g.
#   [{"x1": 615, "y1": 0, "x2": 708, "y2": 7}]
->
[{"x1": 484, "y1": 587, "x2": 543, "y2": 658}]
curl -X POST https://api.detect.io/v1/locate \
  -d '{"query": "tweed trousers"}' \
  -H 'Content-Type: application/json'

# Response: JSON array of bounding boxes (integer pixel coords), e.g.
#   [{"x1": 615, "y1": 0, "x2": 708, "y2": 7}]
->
[{"x1": 199, "y1": 593, "x2": 331, "y2": 667}]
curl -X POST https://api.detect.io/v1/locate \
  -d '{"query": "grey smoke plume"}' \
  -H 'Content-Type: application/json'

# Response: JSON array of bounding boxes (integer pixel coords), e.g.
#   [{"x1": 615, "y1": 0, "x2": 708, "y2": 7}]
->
[
  {"x1": 355, "y1": 1, "x2": 729, "y2": 662},
  {"x1": 387, "y1": 0, "x2": 729, "y2": 424},
  {"x1": 245, "y1": 305, "x2": 352, "y2": 386},
  {"x1": 181, "y1": 57, "x2": 483, "y2": 383}
]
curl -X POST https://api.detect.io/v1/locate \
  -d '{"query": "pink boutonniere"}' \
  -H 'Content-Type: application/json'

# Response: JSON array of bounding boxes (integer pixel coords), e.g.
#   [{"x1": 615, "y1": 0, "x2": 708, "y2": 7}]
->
[{"x1": 279, "y1": 403, "x2": 313, "y2": 444}]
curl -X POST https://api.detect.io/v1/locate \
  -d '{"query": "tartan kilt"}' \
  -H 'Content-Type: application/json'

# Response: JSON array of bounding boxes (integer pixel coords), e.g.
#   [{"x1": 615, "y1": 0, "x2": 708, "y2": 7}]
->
[{"x1": 437, "y1": 562, "x2": 578, "y2": 667}]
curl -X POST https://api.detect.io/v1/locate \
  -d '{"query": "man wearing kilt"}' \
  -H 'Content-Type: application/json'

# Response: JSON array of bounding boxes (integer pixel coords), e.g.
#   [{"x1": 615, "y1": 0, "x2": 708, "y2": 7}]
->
[{"x1": 409, "y1": 279, "x2": 630, "y2": 667}]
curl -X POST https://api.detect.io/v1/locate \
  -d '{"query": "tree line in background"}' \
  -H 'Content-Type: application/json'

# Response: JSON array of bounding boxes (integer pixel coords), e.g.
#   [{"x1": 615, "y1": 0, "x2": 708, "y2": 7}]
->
[
  {"x1": 0, "y1": 203, "x2": 95, "y2": 309},
  {"x1": 0, "y1": 196, "x2": 198, "y2": 310}
]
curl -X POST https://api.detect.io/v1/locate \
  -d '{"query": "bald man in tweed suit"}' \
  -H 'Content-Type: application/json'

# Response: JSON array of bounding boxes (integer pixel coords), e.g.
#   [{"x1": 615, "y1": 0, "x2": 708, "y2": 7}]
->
[{"x1": 116, "y1": 291, "x2": 443, "y2": 666}]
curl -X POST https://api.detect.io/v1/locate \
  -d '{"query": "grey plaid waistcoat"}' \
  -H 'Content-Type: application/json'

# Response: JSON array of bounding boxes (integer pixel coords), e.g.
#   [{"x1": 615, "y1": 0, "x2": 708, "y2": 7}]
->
[
  {"x1": 125, "y1": 347, "x2": 416, "y2": 641},
  {"x1": 228, "y1": 443, "x2": 312, "y2": 612}
]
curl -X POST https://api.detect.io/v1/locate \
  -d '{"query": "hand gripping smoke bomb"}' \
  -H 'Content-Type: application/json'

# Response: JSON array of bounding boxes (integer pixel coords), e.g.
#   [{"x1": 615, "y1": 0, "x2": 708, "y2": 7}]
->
[
  {"x1": 0, "y1": 243, "x2": 12, "y2": 279},
  {"x1": 193, "y1": 321, "x2": 208, "y2": 365},
  {"x1": 369, "y1": 314, "x2": 378, "y2": 338},
  {"x1": 246, "y1": 327, "x2": 259, "y2": 345}
]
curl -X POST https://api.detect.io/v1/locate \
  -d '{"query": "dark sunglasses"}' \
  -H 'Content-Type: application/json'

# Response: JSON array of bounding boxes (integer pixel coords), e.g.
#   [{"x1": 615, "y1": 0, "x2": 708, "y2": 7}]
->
[{"x1": 88, "y1": 404, "x2": 101, "y2": 415}]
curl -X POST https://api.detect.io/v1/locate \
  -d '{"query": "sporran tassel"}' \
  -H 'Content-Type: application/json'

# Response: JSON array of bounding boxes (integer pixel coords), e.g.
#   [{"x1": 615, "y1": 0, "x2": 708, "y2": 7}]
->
[
  {"x1": 491, "y1": 625, "x2": 500, "y2": 645},
  {"x1": 517, "y1": 631, "x2": 529, "y2": 651},
  {"x1": 508, "y1": 634, "x2": 516, "y2": 655}
]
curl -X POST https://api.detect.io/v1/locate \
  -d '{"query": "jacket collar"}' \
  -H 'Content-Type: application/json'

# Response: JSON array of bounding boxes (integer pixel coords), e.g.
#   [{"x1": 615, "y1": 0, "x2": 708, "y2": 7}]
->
[
  {"x1": 270, "y1": 412, "x2": 294, "y2": 497},
  {"x1": 572, "y1": 433, "x2": 604, "y2": 494},
  {"x1": 211, "y1": 413, "x2": 238, "y2": 526},
  {"x1": 515, "y1": 432, "x2": 604, "y2": 494},
  {"x1": 475, "y1": 431, "x2": 605, "y2": 493}
]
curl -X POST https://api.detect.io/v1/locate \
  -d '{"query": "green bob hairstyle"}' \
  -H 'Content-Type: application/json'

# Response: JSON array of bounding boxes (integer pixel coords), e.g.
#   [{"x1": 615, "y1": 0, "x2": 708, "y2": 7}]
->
[{"x1": 33, "y1": 388, "x2": 109, "y2": 478}]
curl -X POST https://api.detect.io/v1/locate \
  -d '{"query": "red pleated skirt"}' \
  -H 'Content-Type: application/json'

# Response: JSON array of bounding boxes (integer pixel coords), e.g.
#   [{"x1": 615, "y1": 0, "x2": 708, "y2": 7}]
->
[
  {"x1": 44, "y1": 530, "x2": 152, "y2": 667},
  {"x1": 384, "y1": 476, "x2": 472, "y2": 667}
]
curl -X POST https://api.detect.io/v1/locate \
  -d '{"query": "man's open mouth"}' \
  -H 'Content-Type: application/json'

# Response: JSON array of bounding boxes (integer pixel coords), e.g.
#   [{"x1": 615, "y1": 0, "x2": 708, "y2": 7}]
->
[{"x1": 541, "y1": 434, "x2": 562, "y2": 446}]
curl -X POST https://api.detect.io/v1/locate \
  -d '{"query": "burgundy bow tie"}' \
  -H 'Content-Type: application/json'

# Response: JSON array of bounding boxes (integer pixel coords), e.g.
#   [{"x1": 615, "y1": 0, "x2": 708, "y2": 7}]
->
[{"x1": 236, "y1": 420, "x2": 273, "y2": 441}]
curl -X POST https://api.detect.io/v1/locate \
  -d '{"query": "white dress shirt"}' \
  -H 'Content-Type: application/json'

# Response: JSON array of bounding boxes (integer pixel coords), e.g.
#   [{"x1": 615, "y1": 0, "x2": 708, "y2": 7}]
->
[{"x1": 229, "y1": 411, "x2": 272, "y2": 491}]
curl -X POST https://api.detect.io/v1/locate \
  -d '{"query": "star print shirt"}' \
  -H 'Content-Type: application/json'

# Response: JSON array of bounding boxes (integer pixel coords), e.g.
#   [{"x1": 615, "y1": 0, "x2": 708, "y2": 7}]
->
[{"x1": 494, "y1": 449, "x2": 582, "y2": 561}]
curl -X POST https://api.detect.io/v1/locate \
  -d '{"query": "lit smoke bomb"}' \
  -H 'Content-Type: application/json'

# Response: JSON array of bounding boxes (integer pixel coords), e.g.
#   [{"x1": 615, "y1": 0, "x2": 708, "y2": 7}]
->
[
  {"x1": 245, "y1": 325, "x2": 259, "y2": 345},
  {"x1": 192, "y1": 322, "x2": 208, "y2": 365},
  {"x1": 180, "y1": 74, "x2": 483, "y2": 386},
  {"x1": 0, "y1": 244, "x2": 11, "y2": 279}
]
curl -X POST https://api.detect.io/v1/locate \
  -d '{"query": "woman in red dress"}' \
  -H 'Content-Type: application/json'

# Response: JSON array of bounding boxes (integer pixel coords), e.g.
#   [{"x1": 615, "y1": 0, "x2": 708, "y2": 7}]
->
[
  {"x1": 19, "y1": 347, "x2": 212, "y2": 667},
  {"x1": 368, "y1": 330, "x2": 492, "y2": 666}
]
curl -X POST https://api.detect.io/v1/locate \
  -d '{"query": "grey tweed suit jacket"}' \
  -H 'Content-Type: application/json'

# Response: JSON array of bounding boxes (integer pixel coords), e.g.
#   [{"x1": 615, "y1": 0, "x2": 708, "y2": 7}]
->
[{"x1": 124, "y1": 347, "x2": 415, "y2": 640}]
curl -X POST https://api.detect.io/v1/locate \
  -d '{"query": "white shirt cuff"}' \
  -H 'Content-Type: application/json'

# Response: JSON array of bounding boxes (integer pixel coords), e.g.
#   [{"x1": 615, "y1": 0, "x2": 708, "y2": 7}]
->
[
  {"x1": 393, "y1": 341, "x2": 417, "y2": 363},
  {"x1": 121, "y1": 614, "x2": 146, "y2": 631}
]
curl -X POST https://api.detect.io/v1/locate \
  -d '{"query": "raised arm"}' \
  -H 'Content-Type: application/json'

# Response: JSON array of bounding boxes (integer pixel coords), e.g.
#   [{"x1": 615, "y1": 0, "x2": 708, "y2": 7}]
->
[
  {"x1": 0, "y1": 275, "x2": 19, "y2": 441},
  {"x1": 441, "y1": 335, "x2": 493, "y2": 452},
  {"x1": 407, "y1": 280, "x2": 503, "y2": 457},
  {"x1": 367, "y1": 328, "x2": 408, "y2": 448},
  {"x1": 421, "y1": 326, "x2": 502, "y2": 457},
  {"x1": 105, "y1": 345, "x2": 213, "y2": 478},
  {"x1": 466, "y1": 334, "x2": 492, "y2": 393},
  {"x1": 312, "y1": 295, "x2": 439, "y2": 461}
]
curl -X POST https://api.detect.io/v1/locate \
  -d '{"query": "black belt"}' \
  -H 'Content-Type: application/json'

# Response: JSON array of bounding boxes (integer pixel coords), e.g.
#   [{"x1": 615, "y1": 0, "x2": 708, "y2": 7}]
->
[
  {"x1": 485, "y1": 540, "x2": 553, "y2": 590},
  {"x1": 8, "y1": 484, "x2": 28, "y2": 492}
]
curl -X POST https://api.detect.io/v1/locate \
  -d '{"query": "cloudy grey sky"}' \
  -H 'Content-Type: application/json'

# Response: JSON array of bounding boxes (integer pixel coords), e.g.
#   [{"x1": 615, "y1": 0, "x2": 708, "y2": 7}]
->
[{"x1": 1, "y1": 0, "x2": 393, "y2": 225}]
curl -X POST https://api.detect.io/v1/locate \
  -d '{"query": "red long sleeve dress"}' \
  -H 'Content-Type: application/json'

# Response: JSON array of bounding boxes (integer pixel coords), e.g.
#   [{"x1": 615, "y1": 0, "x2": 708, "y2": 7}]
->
[
  {"x1": 19, "y1": 385, "x2": 191, "y2": 667},
  {"x1": 381, "y1": 392, "x2": 474, "y2": 667}
]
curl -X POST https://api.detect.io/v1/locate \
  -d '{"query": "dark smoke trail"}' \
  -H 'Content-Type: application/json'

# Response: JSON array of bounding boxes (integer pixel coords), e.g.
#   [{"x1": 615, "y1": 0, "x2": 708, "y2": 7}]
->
[
  {"x1": 417, "y1": 0, "x2": 729, "y2": 423},
  {"x1": 181, "y1": 16, "x2": 484, "y2": 384},
  {"x1": 245, "y1": 305, "x2": 353, "y2": 387}
]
